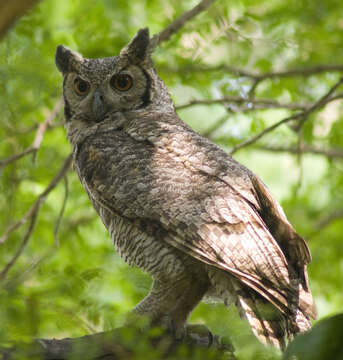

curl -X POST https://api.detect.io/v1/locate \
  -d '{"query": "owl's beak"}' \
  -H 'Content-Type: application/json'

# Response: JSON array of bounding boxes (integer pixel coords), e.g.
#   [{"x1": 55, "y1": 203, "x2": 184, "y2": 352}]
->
[{"x1": 92, "y1": 89, "x2": 107, "y2": 122}]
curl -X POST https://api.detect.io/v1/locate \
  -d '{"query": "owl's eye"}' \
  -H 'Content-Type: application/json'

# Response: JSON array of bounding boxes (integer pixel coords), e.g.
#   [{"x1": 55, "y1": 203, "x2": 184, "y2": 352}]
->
[
  {"x1": 110, "y1": 73, "x2": 133, "y2": 91},
  {"x1": 74, "y1": 77, "x2": 90, "y2": 96}
]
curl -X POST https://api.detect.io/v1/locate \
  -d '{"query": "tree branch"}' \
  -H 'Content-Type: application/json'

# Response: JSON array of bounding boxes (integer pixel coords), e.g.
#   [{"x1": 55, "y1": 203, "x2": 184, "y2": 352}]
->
[
  {"x1": 230, "y1": 76, "x2": 343, "y2": 154},
  {"x1": 292, "y1": 76, "x2": 343, "y2": 131},
  {"x1": 0, "y1": 199, "x2": 40, "y2": 281},
  {"x1": 1, "y1": 325, "x2": 234, "y2": 360},
  {"x1": 0, "y1": 146, "x2": 37, "y2": 169},
  {"x1": 53, "y1": 176, "x2": 69, "y2": 247},
  {"x1": 0, "y1": 98, "x2": 63, "y2": 170},
  {"x1": 169, "y1": 63, "x2": 343, "y2": 81},
  {"x1": 254, "y1": 144, "x2": 343, "y2": 159},
  {"x1": 202, "y1": 115, "x2": 231, "y2": 138},
  {"x1": 315, "y1": 209, "x2": 343, "y2": 230},
  {"x1": 249, "y1": 64, "x2": 343, "y2": 81},
  {"x1": 0, "y1": 154, "x2": 72, "y2": 280},
  {"x1": 176, "y1": 96, "x2": 307, "y2": 111},
  {"x1": 152, "y1": 0, "x2": 217, "y2": 47}
]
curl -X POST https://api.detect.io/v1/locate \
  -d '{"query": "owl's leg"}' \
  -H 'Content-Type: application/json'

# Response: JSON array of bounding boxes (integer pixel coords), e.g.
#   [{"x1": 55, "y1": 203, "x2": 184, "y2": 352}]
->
[
  {"x1": 134, "y1": 275, "x2": 210, "y2": 338},
  {"x1": 168, "y1": 277, "x2": 210, "y2": 337}
]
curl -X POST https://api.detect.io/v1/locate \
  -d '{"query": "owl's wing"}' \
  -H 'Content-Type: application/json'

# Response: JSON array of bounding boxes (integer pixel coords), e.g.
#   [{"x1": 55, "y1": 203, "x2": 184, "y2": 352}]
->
[
  {"x1": 161, "y1": 184, "x2": 315, "y2": 319},
  {"x1": 153, "y1": 127, "x2": 316, "y2": 320}
]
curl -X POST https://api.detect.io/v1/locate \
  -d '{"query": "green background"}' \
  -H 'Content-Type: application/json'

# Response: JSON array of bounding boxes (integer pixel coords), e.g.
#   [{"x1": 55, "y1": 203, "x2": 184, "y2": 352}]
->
[{"x1": 1, "y1": 1, "x2": 342, "y2": 359}]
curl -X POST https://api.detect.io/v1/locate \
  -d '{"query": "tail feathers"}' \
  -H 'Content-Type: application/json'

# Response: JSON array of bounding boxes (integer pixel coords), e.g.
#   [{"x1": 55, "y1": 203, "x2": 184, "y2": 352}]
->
[
  {"x1": 298, "y1": 281, "x2": 317, "y2": 320},
  {"x1": 287, "y1": 308, "x2": 312, "y2": 338},
  {"x1": 233, "y1": 284, "x2": 313, "y2": 350},
  {"x1": 236, "y1": 291, "x2": 287, "y2": 350}
]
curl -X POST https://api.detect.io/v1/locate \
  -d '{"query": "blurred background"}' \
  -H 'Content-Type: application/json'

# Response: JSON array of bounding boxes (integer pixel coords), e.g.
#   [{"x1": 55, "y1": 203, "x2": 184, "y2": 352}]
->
[{"x1": 0, "y1": 1, "x2": 342, "y2": 359}]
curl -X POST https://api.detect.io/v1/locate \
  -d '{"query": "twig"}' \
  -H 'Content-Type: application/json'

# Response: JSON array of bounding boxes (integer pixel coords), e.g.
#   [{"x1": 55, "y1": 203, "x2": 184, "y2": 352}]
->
[
  {"x1": 251, "y1": 64, "x2": 343, "y2": 81},
  {"x1": 247, "y1": 78, "x2": 262, "y2": 98},
  {"x1": 0, "y1": 147, "x2": 37, "y2": 169},
  {"x1": 254, "y1": 144, "x2": 343, "y2": 159},
  {"x1": 0, "y1": 199, "x2": 40, "y2": 281},
  {"x1": 0, "y1": 98, "x2": 63, "y2": 170},
  {"x1": 54, "y1": 176, "x2": 69, "y2": 247},
  {"x1": 230, "y1": 76, "x2": 343, "y2": 154},
  {"x1": 152, "y1": 0, "x2": 217, "y2": 47},
  {"x1": 201, "y1": 114, "x2": 230, "y2": 138},
  {"x1": 295, "y1": 132, "x2": 304, "y2": 193},
  {"x1": 315, "y1": 209, "x2": 343, "y2": 230},
  {"x1": 0, "y1": 155, "x2": 72, "y2": 247},
  {"x1": 168, "y1": 63, "x2": 343, "y2": 81},
  {"x1": 292, "y1": 77, "x2": 343, "y2": 131},
  {"x1": 176, "y1": 96, "x2": 307, "y2": 111}
]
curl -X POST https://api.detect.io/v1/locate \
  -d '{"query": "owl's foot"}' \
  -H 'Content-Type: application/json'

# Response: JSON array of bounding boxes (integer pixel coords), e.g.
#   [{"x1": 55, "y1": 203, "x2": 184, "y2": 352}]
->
[
  {"x1": 185, "y1": 324, "x2": 214, "y2": 347},
  {"x1": 125, "y1": 312, "x2": 233, "y2": 352},
  {"x1": 167, "y1": 317, "x2": 214, "y2": 347}
]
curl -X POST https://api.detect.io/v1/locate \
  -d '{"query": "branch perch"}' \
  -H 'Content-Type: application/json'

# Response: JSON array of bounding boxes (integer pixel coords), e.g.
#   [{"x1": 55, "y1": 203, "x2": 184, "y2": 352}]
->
[{"x1": 1, "y1": 325, "x2": 235, "y2": 360}]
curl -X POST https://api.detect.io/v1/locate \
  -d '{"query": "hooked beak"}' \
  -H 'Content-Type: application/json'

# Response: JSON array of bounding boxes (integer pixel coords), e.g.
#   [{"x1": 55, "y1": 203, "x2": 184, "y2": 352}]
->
[{"x1": 92, "y1": 89, "x2": 107, "y2": 122}]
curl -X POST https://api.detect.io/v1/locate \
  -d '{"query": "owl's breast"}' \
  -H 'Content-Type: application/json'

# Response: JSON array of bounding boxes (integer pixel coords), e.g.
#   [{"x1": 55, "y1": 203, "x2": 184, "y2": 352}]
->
[{"x1": 74, "y1": 128, "x2": 159, "y2": 218}]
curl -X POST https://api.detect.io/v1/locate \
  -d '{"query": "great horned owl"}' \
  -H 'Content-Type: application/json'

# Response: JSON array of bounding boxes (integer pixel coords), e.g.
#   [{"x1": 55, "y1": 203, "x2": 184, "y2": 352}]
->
[{"x1": 55, "y1": 28, "x2": 316, "y2": 349}]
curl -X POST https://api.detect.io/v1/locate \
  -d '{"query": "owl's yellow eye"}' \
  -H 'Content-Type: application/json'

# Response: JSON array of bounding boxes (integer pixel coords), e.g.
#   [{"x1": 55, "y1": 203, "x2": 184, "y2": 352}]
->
[
  {"x1": 110, "y1": 73, "x2": 133, "y2": 91},
  {"x1": 74, "y1": 77, "x2": 90, "y2": 96}
]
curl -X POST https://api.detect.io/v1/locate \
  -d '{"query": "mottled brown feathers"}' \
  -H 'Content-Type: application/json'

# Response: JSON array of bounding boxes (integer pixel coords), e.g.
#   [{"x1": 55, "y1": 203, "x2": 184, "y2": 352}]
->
[{"x1": 56, "y1": 28, "x2": 316, "y2": 349}]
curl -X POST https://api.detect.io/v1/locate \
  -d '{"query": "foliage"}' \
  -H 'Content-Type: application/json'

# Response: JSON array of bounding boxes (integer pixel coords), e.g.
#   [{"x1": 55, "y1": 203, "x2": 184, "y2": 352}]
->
[
  {"x1": 0, "y1": 0, "x2": 342, "y2": 359},
  {"x1": 283, "y1": 314, "x2": 343, "y2": 360}
]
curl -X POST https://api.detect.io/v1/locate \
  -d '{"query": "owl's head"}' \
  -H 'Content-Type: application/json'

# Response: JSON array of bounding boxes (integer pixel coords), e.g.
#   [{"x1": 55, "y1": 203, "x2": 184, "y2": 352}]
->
[{"x1": 55, "y1": 28, "x2": 173, "y2": 127}]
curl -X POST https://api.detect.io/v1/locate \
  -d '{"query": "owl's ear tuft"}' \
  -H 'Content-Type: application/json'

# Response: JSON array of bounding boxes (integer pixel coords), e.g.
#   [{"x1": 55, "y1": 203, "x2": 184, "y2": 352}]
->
[
  {"x1": 120, "y1": 28, "x2": 151, "y2": 65},
  {"x1": 55, "y1": 45, "x2": 83, "y2": 74}
]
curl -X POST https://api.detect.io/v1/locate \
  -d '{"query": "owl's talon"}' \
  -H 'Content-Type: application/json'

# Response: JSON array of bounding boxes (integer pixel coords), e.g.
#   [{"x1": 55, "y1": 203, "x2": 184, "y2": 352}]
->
[{"x1": 186, "y1": 324, "x2": 214, "y2": 347}]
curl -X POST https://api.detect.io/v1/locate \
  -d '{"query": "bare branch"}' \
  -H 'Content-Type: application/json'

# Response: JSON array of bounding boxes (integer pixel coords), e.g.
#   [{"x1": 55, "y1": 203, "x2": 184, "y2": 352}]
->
[
  {"x1": 0, "y1": 198, "x2": 40, "y2": 281},
  {"x1": 253, "y1": 64, "x2": 343, "y2": 81},
  {"x1": 202, "y1": 115, "x2": 230, "y2": 138},
  {"x1": 176, "y1": 96, "x2": 307, "y2": 111},
  {"x1": 152, "y1": 0, "x2": 217, "y2": 47},
  {"x1": 53, "y1": 176, "x2": 69, "y2": 247},
  {"x1": 230, "y1": 76, "x2": 343, "y2": 154},
  {"x1": 0, "y1": 98, "x2": 63, "y2": 170},
  {"x1": 292, "y1": 77, "x2": 343, "y2": 131},
  {"x1": 0, "y1": 146, "x2": 37, "y2": 169},
  {"x1": 247, "y1": 78, "x2": 262, "y2": 98},
  {"x1": 1, "y1": 324, "x2": 234, "y2": 360},
  {"x1": 0, "y1": 0, "x2": 41, "y2": 39},
  {"x1": 315, "y1": 209, "x2": 343, "y2": 230},
  {"x1": 0, "y1": 154, "x2": 72, "y2": 248},
  {"x1": 34, "y1": 100, "x2": 63, "y2": 147},
  {"x1": 254, "y1": 144, "x2": 343, "y2": 159},
  {"x1": 169, "y1": 63, "x2": 343, "y2": 81}
]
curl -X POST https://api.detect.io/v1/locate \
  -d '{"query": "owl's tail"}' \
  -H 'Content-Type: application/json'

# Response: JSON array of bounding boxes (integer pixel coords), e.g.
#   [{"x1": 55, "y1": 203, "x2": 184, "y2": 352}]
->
[{"x1": 234, "y1": 285, "x2": 311, "y2": 350}]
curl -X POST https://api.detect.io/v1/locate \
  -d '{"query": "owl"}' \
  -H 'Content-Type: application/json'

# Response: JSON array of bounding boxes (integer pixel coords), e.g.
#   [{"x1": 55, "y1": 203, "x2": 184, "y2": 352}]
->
[{"x1": 55, "y1": 28, "x2": 316, "y2": 350}]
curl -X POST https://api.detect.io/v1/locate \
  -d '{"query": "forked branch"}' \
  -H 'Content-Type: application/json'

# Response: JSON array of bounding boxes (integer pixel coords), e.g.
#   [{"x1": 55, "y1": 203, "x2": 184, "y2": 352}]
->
[
  {"x1": 0, "y1": 98, "x2": 63, "y2": 170},
  {"x1": 230, "y1": 76, "x2": 343, "y2": 154},
  {"x1": 0, "y1": 155, "x2": 72, "y2": 280}
]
